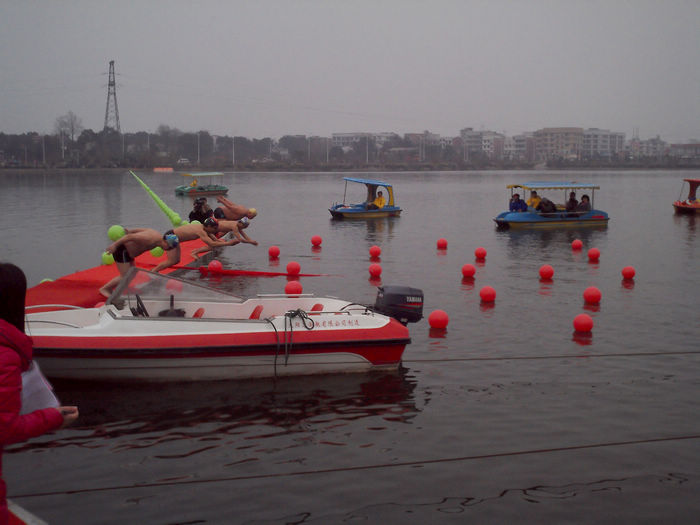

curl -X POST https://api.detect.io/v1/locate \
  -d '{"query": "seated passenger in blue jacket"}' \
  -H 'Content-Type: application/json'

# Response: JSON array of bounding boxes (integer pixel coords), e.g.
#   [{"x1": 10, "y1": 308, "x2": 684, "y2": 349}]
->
[{"x1": 509, "y1": 193, "x2": 528, "y2": 212}]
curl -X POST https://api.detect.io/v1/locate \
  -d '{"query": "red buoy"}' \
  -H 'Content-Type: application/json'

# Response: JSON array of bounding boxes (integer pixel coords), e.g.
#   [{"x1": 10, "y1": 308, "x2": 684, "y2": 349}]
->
[
  {"x1": 285, "y1": 280, "x2": 303, "y2": 295},
  {"x1": 475, "y1": 247, "x2": 487, "y2": 259},
  {"x1": 437, "y1": 238, "x2": 448, "y2": 250},
  {"x1": 461, "y1": 263, "x2": 476, "y2": 278},
  {"x1": 369, "y1": 245, "x2": 381, "y2": 258},
  {"x1": 571, "y1": 239, "x2": 583, "y2": 250},
  {"x1": 588, "y1": 247, "x2": 600, "y2": 262},
  {"x1": 539, "y1": 264, "x2": 554, "y2": 280},
  {"x1": 311, "y1": 235, "x2": 322, "y2": 247},
  {"x1": 368, "y1": 263, "x2": 382, "y2": 278},
  {"x1": 428, "y1": 309, "x2": 449, "y2": 329},
  {"x1": 573, "y1": 313, "x2": 594, "y2": 332},
  {"x1": 583, "y1": 286, "x2": 602, "y2": 304},
  {"x1": 621, "y1": 266, "x2": 636, "y2": 279},
  {"x1": 479, "y1": 285, "x2": 496, "y2": 302},
  {"x1": 268, "y1": 245, "x2": 280, "y2": 258},
  {"x1": 208, "y1": 260, "x2": 223, "y2": 273},
  {"x1": 286, "y1": 261, "x2": 301, "y2": 275}
]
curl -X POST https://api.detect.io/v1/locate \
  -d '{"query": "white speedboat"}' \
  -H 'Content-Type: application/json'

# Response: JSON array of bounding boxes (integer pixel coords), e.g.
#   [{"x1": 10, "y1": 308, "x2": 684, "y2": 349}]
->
[{"x1": 25, "y1": 268, "x2": 423, "y2": 381}]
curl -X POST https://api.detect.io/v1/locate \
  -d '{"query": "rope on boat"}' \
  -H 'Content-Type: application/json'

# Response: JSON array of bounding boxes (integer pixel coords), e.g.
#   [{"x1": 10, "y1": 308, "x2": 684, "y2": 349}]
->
[
  {"x1": 283, "y1": 309, "x2": 315, "y2": 366},
  {"x1": 264, "y1": 309, "x2": 315, "y2": 378}
]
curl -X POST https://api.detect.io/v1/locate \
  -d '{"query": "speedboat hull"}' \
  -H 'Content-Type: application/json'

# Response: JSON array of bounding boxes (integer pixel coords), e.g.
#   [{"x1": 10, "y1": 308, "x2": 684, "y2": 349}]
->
[
  {"x1": 26, "y1": 268, "x2": 412, "y2": 381},
  {"x1": 494, "y1": 210, "x2": 610, "y2": 229}
]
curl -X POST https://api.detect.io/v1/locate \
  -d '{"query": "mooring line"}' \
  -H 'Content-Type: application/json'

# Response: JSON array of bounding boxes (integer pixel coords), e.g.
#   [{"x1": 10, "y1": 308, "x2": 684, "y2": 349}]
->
[
  {"x1": 11, "y1": 434, "x2": 700, "y2": 499},
  {"x1": 405, "y1": 349, "x2": 700, "y2": 364}
]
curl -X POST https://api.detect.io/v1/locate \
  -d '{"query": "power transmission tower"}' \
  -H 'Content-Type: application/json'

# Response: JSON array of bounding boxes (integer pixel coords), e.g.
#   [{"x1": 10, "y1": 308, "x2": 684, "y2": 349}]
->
[{"x1": 103, "y1": 60, "x2": 121, "y2": 133}]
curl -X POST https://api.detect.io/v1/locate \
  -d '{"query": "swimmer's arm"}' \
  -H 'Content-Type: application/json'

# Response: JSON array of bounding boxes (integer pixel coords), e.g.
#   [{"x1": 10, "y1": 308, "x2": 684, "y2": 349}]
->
[
  {"x1": 200, "y1": 232, "x2": 236, "y2": 247},
  {"x1": 238, "y1": 230, "x2": 258, "y2": 246}
]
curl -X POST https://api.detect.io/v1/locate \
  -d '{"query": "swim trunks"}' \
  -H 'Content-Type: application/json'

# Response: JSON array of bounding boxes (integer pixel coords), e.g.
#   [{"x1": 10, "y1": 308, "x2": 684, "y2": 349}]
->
[{"x1": 113, "y1": 244, "x2": 133, "y2": 263}]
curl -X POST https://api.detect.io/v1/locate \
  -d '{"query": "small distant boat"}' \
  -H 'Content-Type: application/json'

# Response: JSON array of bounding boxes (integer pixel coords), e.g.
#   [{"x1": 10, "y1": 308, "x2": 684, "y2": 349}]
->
[
  {"x1": 672, "y1": 178, "x2": 700, "y2": 214},
  {"x1": 175, "y1": 172, "x2": 228, "y2": 196},
  {"x1": 329, "y1": 177, "x2": 402, "y2": 219},
  {"x1": 494, "y1": 182, "x2": 610, "y2": 229},
  {"x1": 26, "y1": 268, "x2": 424, "y2": 381}
]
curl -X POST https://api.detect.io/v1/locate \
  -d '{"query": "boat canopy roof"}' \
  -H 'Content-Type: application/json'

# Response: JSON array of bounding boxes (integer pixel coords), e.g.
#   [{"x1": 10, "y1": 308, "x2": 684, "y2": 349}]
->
[
  {"x1": 343, "y1": 176, "x2": 393, "y2": 188},
  {"x1": 182, "y1": 172, "x2": 224, "y2": 177},
  {"x1": 507, "y1": 181, "x2": 600, "y2": 191}
]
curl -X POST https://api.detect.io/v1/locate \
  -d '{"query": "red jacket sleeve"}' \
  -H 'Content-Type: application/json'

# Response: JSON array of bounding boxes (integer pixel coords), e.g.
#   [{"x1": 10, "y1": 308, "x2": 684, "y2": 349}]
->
[{"x1": 0, "y1": 348, "x2": 63, "y2": 446}]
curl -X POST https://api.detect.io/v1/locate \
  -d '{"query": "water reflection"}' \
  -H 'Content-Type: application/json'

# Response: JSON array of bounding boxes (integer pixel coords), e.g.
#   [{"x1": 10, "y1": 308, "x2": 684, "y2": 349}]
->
[
  {"x1": 23, "y1": 370, "x2": 419, "y2": 446},
  {"x1": 499, "y1": 227, "x2": 608, "y2": 259},
  {"x1": 328, "y1": 217, "x2": 398, "y2": 245}
]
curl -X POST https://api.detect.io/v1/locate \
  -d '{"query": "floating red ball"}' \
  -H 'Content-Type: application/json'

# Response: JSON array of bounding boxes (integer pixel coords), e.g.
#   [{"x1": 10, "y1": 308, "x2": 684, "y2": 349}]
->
[
  {"x1": 571, "y1": 239, "x2": 583, "y2": 250},
  {"x1": 286, "y1": 261, "x2": 301, "y2": 275},
  {"x1": 539, "y1": 264, "x2": 554, "y2": 279},
  {"x1": 573, "y1": 313, "x2": 594, "y2": 332},
  {"x1": 268, "y1": 245, "x2": 280, "y2": 258},
  {"x1": 479, "y1": 285, "x2": 496, "y2": 302},
  {"x1": 428, "y1": 309, "x2": 449, "y2": 329},
  {"x1": 583, "y1": 286, "x2": 602, "y2": 304},
  {"x1": 368, "y1": 263, "x2": 382, "y2": 278},
  {"x1": 437, "y1": 238, "x2": 448, "y2": 250},
  {"x1": 284, "y1": 281, "x2": 303, "y2": 294},
  {"x1": 208, "y1": 260, "x2": 223, "y2": 273},
  {"x1": 621, "y1": 266, "x2": 636, "y2": 279},
  {"x1": 461, "y1": 263, "x2": 476, "y2": 278},
  {"x1": 311, "y1": 235, "x2": 322, "y2": 247},
  {"x1": 588, "y1": 247, "x2": 600, "y2": 261},
  {"x1": 475, "y1": 247, "x2": 487, "y2": 259},
  {"x1": 369, "y1": 245, "x2": 381, "y2": 258}
]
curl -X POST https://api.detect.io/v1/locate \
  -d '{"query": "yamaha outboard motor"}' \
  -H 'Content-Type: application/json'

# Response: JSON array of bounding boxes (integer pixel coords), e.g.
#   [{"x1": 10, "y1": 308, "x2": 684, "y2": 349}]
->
[{"x1": 374, "y1": 285, "x2": 424, "y2": 325}]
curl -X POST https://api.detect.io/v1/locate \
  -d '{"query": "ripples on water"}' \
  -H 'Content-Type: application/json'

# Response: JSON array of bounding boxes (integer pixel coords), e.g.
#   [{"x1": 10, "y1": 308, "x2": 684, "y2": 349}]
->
[{"x1": 3, "y1": 169, "x2": 700, "y2": 523}]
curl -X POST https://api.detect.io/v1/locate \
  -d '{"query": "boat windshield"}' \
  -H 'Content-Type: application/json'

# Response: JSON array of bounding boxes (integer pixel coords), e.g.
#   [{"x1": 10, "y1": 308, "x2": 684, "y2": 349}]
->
[{"x1": 107, "y1": 268, "x2": 244, "y2": 305}]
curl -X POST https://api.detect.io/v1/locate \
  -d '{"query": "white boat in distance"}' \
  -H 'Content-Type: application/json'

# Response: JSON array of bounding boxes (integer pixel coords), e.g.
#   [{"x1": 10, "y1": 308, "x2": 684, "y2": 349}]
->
[{"x1": 26, "y1": 268, "x2": 423, "y2": 381}]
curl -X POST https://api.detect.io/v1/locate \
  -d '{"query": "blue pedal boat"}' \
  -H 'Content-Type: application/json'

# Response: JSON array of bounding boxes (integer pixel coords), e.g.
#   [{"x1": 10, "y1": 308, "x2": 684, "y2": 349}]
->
[
  {"x1": 494, "y1": 182, "x2": 610, "y2": 229},
  {"x1": 329, "y1": 177, "x2": 402, "y2": 219}
]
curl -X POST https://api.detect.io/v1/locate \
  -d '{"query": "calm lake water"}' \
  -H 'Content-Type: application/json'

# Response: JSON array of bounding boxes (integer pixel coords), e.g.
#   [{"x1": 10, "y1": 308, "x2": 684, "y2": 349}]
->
[{"x1": 2, "y1": 169, "x2": 700, "y2": 524}]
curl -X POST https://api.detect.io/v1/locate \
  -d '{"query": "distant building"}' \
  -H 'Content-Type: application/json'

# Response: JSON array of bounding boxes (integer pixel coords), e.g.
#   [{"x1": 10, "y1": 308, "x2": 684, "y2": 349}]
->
[
  {"x1": 669, "y1": 143, "x2": 700, "y2": 160},
  {"x1": 626, "y1": 135, "x2": 667, "y2": 158},
  {"x1": 534, "y1": 127, "x2": 584, "y2": 161},
  {"x1": 582, "y1": 128, "x2": 625, "y2": 159},
  {"x1": 332, "y1": 132, "x2": 399, "y2": 149}
]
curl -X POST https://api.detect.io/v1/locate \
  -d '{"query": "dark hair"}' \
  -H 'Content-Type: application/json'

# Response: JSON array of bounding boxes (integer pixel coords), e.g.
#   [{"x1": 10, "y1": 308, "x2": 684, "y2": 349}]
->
[{"x1": 0, "y1": 263, "x2": 28, "y2": 333}]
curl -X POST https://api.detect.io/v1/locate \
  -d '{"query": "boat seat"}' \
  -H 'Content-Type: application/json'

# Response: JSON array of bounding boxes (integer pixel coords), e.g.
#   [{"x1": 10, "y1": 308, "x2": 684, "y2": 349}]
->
[
  {"x1": 193, "y1": 308, "x2": 205, "y2": 318},
  {"x1": 310, "y1": 303, "x2": 324, "y2": 312},
  {"x1": 249, "y1": 305, "x2": 263, "y2": 319}
]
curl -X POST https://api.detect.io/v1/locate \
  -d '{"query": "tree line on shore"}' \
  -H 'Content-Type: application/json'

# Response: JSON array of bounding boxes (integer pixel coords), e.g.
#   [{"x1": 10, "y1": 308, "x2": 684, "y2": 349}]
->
[{"x1": 2, "y1": 116, "x2": 697, "y2": 171}]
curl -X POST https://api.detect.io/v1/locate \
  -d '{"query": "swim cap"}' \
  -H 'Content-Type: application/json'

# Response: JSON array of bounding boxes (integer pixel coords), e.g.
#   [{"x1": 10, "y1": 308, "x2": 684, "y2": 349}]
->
[
  {"x1": 248, "y1": 208, "x2": 257, "y2": 218},
  {"x1": 204, "y1": 217, "x2": 219, "y2": 228},
  {"x1": 239, "y1": 216, "x2": 250, "y2": 226},
  {"x1": 163, "y1": 233, "x2": 179, "y2": 249}
]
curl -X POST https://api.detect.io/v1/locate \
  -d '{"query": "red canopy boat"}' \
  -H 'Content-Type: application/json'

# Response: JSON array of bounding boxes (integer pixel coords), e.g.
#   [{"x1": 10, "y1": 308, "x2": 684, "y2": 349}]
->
[{"x1": 673, "y1": 178, "x2": 700, "y2": 214}]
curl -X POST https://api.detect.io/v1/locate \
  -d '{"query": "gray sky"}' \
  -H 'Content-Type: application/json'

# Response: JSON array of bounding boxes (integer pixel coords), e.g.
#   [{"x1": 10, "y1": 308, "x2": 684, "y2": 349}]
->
[{"x1": 2, "y1": 0, "x2": 699, "y2": 142}]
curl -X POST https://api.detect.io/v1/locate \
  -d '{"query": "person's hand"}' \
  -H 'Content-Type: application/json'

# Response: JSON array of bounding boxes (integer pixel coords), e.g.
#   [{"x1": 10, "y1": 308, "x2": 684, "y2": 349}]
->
[
  {"x1": 250, "y1": 240, "x2": 259, "y2": 246},
  {"x1": 58, "y1": 406, "x2": 79, "y2": 428}
]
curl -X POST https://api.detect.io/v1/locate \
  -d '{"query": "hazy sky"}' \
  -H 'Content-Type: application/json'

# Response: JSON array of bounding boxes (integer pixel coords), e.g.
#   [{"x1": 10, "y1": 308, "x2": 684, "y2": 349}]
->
[{"x1": 2, "y1": 0, "x2": 699, "y2": 142}]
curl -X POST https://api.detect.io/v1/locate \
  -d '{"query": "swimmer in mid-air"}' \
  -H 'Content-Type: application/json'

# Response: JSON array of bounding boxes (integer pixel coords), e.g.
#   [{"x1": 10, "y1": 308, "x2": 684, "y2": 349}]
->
[
  {"x1": 157, "y1": 218, "x2": 240, "y2": 269},
  {"x1": 213, "y1": 196, "x2": 257, "y2": 221},
  {"x1": 191, "y1": 216, "x2": 258, "y2": 259},
  {"x1": 100, "y1": 228, "x2": 180, "y2": 298}
]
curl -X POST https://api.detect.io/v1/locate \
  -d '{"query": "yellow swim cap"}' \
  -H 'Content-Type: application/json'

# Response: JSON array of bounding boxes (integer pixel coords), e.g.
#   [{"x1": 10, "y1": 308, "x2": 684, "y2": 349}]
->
[{"x1": 248, "y1": 208, "x2": 257, "y2": 217}]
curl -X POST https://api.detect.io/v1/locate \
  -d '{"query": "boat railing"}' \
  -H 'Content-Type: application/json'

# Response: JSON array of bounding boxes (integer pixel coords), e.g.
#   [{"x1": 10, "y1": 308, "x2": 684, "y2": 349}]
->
[
  {"x1": 26, "y1": 304, "x2": 87, "y2": 311},
  {"x1": 26, "y1": 319, "x2": 83, "y2": 328}
]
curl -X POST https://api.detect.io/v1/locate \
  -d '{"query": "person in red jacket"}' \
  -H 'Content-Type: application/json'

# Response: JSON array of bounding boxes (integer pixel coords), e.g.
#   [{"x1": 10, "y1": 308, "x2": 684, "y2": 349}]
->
[{"x1": 0, "y1": 263, "x2": 79, "y2": 524}]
